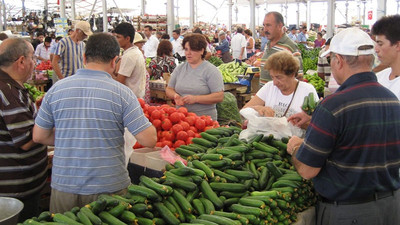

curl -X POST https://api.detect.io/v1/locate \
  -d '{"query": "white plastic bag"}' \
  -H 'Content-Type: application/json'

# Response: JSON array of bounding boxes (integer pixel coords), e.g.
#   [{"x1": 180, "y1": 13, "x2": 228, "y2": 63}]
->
[
  {"x1": 239, "y1": 108, "x2": 305, "y2": 141},
  {"x1": 124, "y1": 128, "x2": 136, "y2": 166}
]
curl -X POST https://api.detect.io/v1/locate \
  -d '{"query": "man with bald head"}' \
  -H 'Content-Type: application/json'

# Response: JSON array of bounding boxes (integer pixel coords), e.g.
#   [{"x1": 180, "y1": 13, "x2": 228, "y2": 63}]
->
[{"x1": 0, "y1": 38, "x2": 48, "y2": 221}]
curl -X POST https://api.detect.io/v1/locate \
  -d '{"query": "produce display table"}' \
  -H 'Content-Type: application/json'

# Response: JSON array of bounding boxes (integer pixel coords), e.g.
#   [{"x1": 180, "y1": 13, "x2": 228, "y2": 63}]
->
[
  {"x1": 26, "y1": 80, "x2": 49, "y2": 92},
  {"x1": 150, "y1": 89, "x2": 173, "y2": 105}
]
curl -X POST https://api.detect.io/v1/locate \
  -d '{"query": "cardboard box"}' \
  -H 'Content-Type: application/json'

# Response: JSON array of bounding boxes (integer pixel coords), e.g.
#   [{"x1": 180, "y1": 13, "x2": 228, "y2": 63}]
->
[{"x1": 130, "y1": 147, "x2": 160, "y2": 167}]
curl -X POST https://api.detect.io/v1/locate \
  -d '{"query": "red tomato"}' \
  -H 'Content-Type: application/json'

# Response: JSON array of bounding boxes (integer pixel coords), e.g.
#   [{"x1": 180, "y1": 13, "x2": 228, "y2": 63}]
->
[
  {"x1": 213, "y1": 121, "x2": 220, "y2": 128},
  {"x1": 155, "y1": 142, "x2": 163, "y2": 147},
  {"x1": 177, "y1": 107, "x2": 188, "y2": 116},
  {"x1": 174, "y1": 140, "x2": 186, "y2": 148},
  {"x1": 151, "y1": 110, "x2": 161, "y2": 120},
  {"x1": 189, "y1": 126, "x2": 198, "y2": 133},
  {"x1": 160, "y1": 112, "x2": 169, "y2": 121},
  {"x1": 147, "y1": 106, "x2": 157, "y2": 116},
  {"x1": 161, "y1": 119, "x2": 172, "y2": 130},
  {"x1": 187, "y1": 129, "x2": 196, "y2": 137},
  {"x1": 133, "y1": 142, "x2": 142, "y2": 149},
  {"x1": 186, "y1": 137, "x2": 194, "y2": 144},
  {"x1": 171, "y1": 124, "x2": 184, "y2": 134},
  {"x1": 176, "y1": 130, "x2": 189, "y2": 141},
  {"x1": 204, "y1": 116, "x2": 213, "y2": 126},
  {"x1": 138, "y1": 98, "x2": 145, "y2": 108},
  {"x1": 162, "y1": 130, "x2": 175, "y2": 141},
  {"x1": 162, "y1": 140, "x2": 173, "y2": 148},
  {"x1": 160, "y1": 104, "x2": 170, "y2": 109},
  {"x1": 178, "y1": 112, "x2": 186, "y2": 120},
  {"x1": 144, "y1": 113, "x2": 150, "y2": 119},
  {"x1": 195, "y1": 118, "x2": 206, "y2": 131},
  {"x1": 157, "y1": 130, "x2": 163, "y2": 139},
  {"x1": 184, "y1": 116, "x2": 196, "y2": 126},
  {"x1": 204, "y1": 126, "x2": 214, "y2": 131},
  {"x1": 166, "y1": 107, "x2": 177, "y2": 115},
  {"x1": 169, "y1": 112, "x2": 181, "y2": 124},
  {"x1": 194, "y1": 133, "x2": 202, "y2": 138},
  {"x1": 180, "y1": 121, "x2": 190, "y2": 131},
  {"x1": 187, "y1": 112, "x2": 197, "y2": 117},
  {"x1": 152, "y1": 119, "x2": 162, "y2": 130}
]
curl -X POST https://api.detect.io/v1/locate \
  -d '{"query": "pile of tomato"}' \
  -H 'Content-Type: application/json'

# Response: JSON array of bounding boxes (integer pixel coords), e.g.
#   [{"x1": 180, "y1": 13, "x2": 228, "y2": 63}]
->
[
  {"x1": 134, "y1": 99, "x2": 220, "y2": 150},
  {"x1": 36, "y1": 60, "x2": 52, "y2": 71}
]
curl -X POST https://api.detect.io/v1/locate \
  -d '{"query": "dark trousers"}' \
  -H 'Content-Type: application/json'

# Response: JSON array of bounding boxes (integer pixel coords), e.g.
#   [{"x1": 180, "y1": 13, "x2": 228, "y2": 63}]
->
[
  {"x1": 316, "y1": 190, "x2": 400, "y2": 225},
  {"x1": 18, "y1": 192, "x2": 41, "y2": 222}
]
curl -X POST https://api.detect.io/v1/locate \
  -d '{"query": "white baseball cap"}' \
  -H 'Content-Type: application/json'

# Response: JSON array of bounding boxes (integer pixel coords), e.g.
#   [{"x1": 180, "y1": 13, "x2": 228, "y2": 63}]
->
[{"x1": 321, "y1": 27, "x2": 375, "y2": 57}]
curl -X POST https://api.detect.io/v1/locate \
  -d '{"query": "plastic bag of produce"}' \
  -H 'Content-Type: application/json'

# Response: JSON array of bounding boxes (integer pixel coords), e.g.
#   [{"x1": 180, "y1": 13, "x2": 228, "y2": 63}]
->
[
  {"x1": 216, "y1": 92, "x2": 242, "y2": 126},
  {"x1": 160, "y1": 145, "x2": 187, "y2": 165},
  {"x1": 239, "y1": 107, "x2": 304, "y2": 141}
]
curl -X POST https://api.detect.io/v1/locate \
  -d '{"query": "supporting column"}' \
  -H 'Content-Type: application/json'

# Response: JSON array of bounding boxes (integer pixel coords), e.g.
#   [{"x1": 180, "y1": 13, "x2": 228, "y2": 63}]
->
[
  {"x1": 141, "y1": 0, "x2": 145, "y2": 16},
  {"x1": 250, "y1": 0, "x2": 256, "y2": 37},
  {"x1": 102, "y1": 0, "x2": 107, "y2": 32},
  {"x1": 326, "y1": 0, "x2": 335, "y2": 38},
  {"x1": 345, "y1": 0, "x2": 349, "y2": 24},
  {"x1": 71, "y1": 0, "x2": 76, "y2": 20},
  {"x1": 189, "y1": 0, "x2": 194, "y2": 29},
  {"x1": 363, "y1": 0, "x2": 366, "y2": 24},
  {"x1": 228, "y1": 0, "x2": 232, "y2": 31},
  {"x1": 0, "y1": 0, "x2": 3, "y2": 31},
  {"x1": 22, "y1": 0, "x2": 25, "y2": 17},
  {"x1": 2, "y1": 0, "x2": 5, "y2": 31},
  {"x1": 357, "y1": 0, "x2": 361, "y2": 22},
  {"x1": 376, "y1": 0, "x2": 386, "y2": 20},
  {"x1": 176, "y1": 0, "x2": 179, "y2": 26},
  {"x1": 167, "y1": 0, "x2": 174, "y2": 36},
  {"x1": 284, "y1": 0, "x2": 288, "y2": 26},
  {"x1": 60, "y1": 0, "x2": 66, "y2": 19},
  {"x1": 44, "y1": 0, "x2": 48, "y2": 30},
  {"x1": 306, "y1": 0, "x2": 311, "y2": 30},
  {"x1": 296, "y1": 2, "x2": 300, "y2": 28}
]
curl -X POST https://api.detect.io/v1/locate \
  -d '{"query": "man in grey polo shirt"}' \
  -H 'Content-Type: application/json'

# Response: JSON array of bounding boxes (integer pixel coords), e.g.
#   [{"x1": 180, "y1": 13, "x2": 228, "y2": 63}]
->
[{"x1": 33, "y1": 33, "x2": 157, "y2": 213}]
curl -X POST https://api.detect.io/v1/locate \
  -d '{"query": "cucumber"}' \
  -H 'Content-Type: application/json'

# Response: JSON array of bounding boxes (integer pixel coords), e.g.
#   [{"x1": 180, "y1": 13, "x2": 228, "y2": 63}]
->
[
  {"x1": 165, "y1": 163, "x2": 175, "y2": 171},
  {"x1": 186, "y1": 188, "x2": 200, "y2": 202},
  {"x1": 238, "y1": 198, "x2": 266, "y2": 209},
  {"x1": 192, "y1": 198, "x2": 205, "y2": 215},
  {"x1": 200, "y1": 180, "x2": 223, "y2": 209},
  {"x1": 223, "y1": 198, "x2": 240, "y2": 207},
  {"x1": 99, "y1": 211, "x2": 127, "y2": 225},
  {"x1": 168, "y1": 167, "x2": 193, "y2": 176},
  {"x1": 140, "y1": 175, "x2": 173, "y2": 196},
  {"x1": 219, "y1": 191, "x2": 247, "y2": 198},
  {"x1": 163, "y1": 200, "x2": 177, "y2": 214},
  {"x1": 37, "y1": 211, "x2": 52, "y2": 222},
  {"x1": 201, "y1": 154, "x2": 223, "y2": 161},
  {"x1": 215, "y1": 148, "x2": 238, "y2": 156},
  {"x1": 200, "y1": 132, "x2": 219, "y2": 143},
  {"x1": 108, "y1": 202, "x2": 128, "y2": 217},
  {"x1": 135, "y1": 217, "x2": 154, "y2": 225},
  {"x1": 230, "y1": 204, "x2": 266, "y2": 217},
  {"x1": 22, "y1": 219, "x2": 43, "y2": 225},
  {"x1": 192, "y1": 160, "x2": 214, "y2": 178},
  {"x1": 223, "y1": 145, "x2": 249, "y2": 153},
  {"x1": 248, "y1": 134, "x2": 264, "y2": 145},
  {"x1": 259, "y1": 167, "x2": 269, "y2": 190},
  {"x1": 239, "y1": 214, "x2": 259, "y2": 225},
  {"x1": 127, "y1": 194, "x2": 147, "y2": 204},
  {"x1": 172, "y1": 189, "x2": 193, "y2": 214},
  {"x1": 128, "y1": 184, "x2": 162, "y2": 202},
  {"x1": 167, "y1": 196, "x2": 185, "y2": 222},
  {"x1": 252, "y1": 142, "x2": 280, "y2": 154},
  {"x1": 249, "y1": 162, "x2": 259, "y2": 179},
  {"x1": 270, "y1": 140, "x2": 287, "y2": 151},
  {"x1": 204, "y1": 159, "x2": 229, "y2": 168},
  {"x1": 205, "y1": 128, "x2": 227, "y2": 136},
  {"x1": 271, "y1": 180, "x2": 301, "y2": 188},
  {"x1": 165, "y1": 174, "x2": 197, "y2": 191},
  {"x1": 130, "y1": 203, "x2": 148, "y2": 215},
  {"x1": 302, "y1": 95, "x2": 309, "y2": 112},
  {"x1": 152, "y1": 217, "x2": 165, "y2": 225},
  {"x1": 120, "y1": 211, "x2": 136, "y2": 224},
  {"x1": 91, "y1": 198, "x2": 107, "y2": 214},
  {"x1": 199, "y1": 197, "x2": 215, "y2": 214},
  {"x1": 198, "y1": 214, "x2": 241, "y2": 225},
  {"x1": 77, "y1": 212, "x2": 92, "y2": 225},
  {"x1": 225, "y1": 169, "x2": 255, "y2": 180},
  {"x1": 213, "y1": 169, "x2": 239, "y2": 183},
  {"x1": 209, "y1": 182, "x2": 247, "y2": 193},
  {"x1": 225, "y1": 152, "x2": 242, "y2": 160},
  {"x1": 173, "y1": 160, "x2": 186, "y2": 168},
  {"x1": 278, "y1": 174, "x2": 303, "y2": 182},
  {"x1": 192, "y1": 138, "x2": 216, "y2": 148},
  {"x1": 211, "y1": 211, "x2": 240, "y2": 220},
  {"x1": 251, "y1": 190, "x2": 279, "y2": 198},
  {"x1": 175, "y1": 147, "x2": 197, "y2": 157},
  {"x1": 98, "y1": 194, "x2": 121, "y2": 206},
  {"x1": 80, "y1": 206, "x2": 102, "y2": 225},
  {"x1": 265, "y1": 162, "x2": 283, "y2": 178},
  {"x1": 190, "y1": 175, "x2": 203, "y2": 184},
  {"x1": 153, "y1": 202, "x2": 180, "y2": 225},
  {"x1": 224, "y1": 134, "x2": 239, "y2": 147},
  {"x1": 53, "y1": 213, "x2": 83, "y2": 225},
  {"x1": 191, "y1": 219, "x2": 219, "y2": 225},
  {"x1": 64, "y1": 211, "x2": 78, "y2": 221}
]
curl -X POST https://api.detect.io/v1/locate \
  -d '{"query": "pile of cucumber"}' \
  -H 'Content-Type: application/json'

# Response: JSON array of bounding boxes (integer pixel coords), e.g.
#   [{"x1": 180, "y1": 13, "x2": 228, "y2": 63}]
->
[{"x1": 21, "y1": 127, "x2": 316, "y2": 225}]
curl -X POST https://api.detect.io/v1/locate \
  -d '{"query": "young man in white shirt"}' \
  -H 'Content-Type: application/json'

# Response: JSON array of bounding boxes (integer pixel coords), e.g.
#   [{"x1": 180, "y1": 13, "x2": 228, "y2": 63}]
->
[
  {"x1": 230, "y1": 27, "x2": 247, "y2": 62},
  {"x1": 142, "y1": 25, "x2": 159, "y2": 58},
  {"x1": 171, "y1": 29, "x2": 185, "y2": 58},
  {"x1": 372, "y1": 15, "x2": 400, "y2": 100},
  {"x1": 35, "y1": 36, "x2": 52, "y2": 63}
]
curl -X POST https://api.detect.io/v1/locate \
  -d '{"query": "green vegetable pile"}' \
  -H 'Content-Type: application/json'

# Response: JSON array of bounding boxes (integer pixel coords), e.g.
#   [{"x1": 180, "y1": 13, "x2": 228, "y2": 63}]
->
[
  {"x1": 216, "y1": 92, "x2": 242, "y2": 126},
  {"x1": 24, "y1": 83, "x2": 45, "y2": 101},
  {"x1": 209, "y1": 56, "x2": 224, "y2": 67},
  {"x1": 298, "y1": 44, "x2": 320, "y2": 73},
  {"x1": 302, "y1": 93, "x2": 319, "y2": 115},
  {"x1": 304, "y1": 73, "x2": 325, "y2": 94},
  {"x1": 22, "y1": 127, "x2": 317, "y2": 225},
  {"x1": 146, "y1": 57, "x2": 152, "y2": 68},
  {"x1": 218, "y1": 62, "x2": 248, "y2": 83}
]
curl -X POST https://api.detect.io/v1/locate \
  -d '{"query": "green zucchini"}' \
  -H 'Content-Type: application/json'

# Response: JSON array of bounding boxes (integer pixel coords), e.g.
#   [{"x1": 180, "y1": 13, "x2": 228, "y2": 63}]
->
[
  {"x1": 199, "y1": 197, "x2": 215, "y2": 214},
  {"x1": 119, "y1": 211, "x2": 136, "y2": 224},
  {"x1": 225, "y1": 169, "x2": 255, "y2": 180},
  {"x1": 53, "y1": 213, "x2": 83, "y2": 225},
  {"x1": 165, "y1": 175, "x2": 197, "y2": 192},
  {"x1": 213, "y1": 169, "x2": 239, "y2": 183},
  {"x1": 108, "y1": 202, "x2": 128, "y2": 217},
  {"x1": 135, "y1": 217, "x2": 154, "y2": 225},
  {"x1": 198, "y1": 214, "x2": 241, "y2": 225},
  {"x1": 166, "y1": 196, "x2": 185, "y2": 222},
  {"x1": 230, "y1": 204, "x2": 266, "y2": 217},
  {"x1": 192, "y1": 160, "x2": 214, "y2": 178},
  {"x1": 238, "y1": 198, "x2": 266, "y2": 209},
  {"x1": 191, "y1": 219, "x2": 219, "y2": 225},
  {"x1": 200, "y1": 132, "x2": 219, "y2": 143},
  {"x1": 172, "y1": 189, "x2": 193, "y2": 214},
  {"x1": 192, "y1": 138, "x2": 216, "y2": 148},
  {"x1": 128, "y1": 184, "x2": 162, "y2": 202},
  {"x1": 209, "y1": 182, "x2": 247, "y2": 193},
  {"x1": 77, "y1": 212, "x2": 92, "y2": 225},
  {"x1": 201, "y1": 154, "x2": 223, "y2": 161},
  {"x1": 80, "y1": 206, "x2": 102, "y2": 225},
  {"x1": 192, "y1": 198, "x2": 205, "y2": 215},
  {"x1": 153, "y1": 202, "x2": 180, "y2": 225},
  {"x1": 200, "y1": 180, "x2": 223, "y2": 209}
]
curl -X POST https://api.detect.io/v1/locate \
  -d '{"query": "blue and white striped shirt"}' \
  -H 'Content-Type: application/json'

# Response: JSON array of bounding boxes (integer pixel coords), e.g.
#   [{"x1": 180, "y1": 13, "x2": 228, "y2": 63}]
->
[
  {"x1": 54, "y1": 36, "x2": 85, "y2": 78},
  {"x1": 35, "y1": 69, "x2": 152, "y2": 195}
]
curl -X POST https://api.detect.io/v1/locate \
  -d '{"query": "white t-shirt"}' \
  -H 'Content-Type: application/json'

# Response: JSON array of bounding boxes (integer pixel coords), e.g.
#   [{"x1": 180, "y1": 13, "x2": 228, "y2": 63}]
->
[
  {"x1": 256, "y1": 81, "x2": 319, "y2": 118},
  {"x1": 143, "y1": 35, "x2": 159, "y2": 58},
  {"x1": 377, "y1": 68, "x2": 400, "y2": 100},
  {"x1": 118, "y1": 46, "x2": 146, "y2": 98},
  {"x1": 231, "y1": 33, "x2": 247, "y2": 59},
  {"x1": 171, "y1": 38, "x2": 185, "y2": 56}
]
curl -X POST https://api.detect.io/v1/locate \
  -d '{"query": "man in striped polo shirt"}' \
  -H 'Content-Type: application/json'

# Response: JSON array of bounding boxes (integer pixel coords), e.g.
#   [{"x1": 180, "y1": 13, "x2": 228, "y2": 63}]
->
[
  {"x1": 52, "y1": 21, "x2": 92, "y2": 80},
  {"x1": 0, "y1": 38, "x2": 48, "y2": 221},
  {"x1": 260, "y1": 11, "x2": 303, "y2": 87},
  {"x1": 287, "y1": 28, "x2": 400, "y2": 224},
  {"x1": 33, "y1": 33, "x2": 157, "y2": 213}
]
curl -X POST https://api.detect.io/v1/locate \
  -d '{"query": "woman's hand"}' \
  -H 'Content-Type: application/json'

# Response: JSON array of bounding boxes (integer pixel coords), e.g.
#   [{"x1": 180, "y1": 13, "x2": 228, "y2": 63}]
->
[
  {"x1": 252, "y1": 105, "x2": 274, "y2": 117},
  {"x1": 182, "y1": 95, "x2": 197, "y2": 105},
  {"x1": 174, "y1": 94, "x2": 184, "y2": 106},
  {"x1": 287, "y1": 111, "x2": 311, "y2": 129}
]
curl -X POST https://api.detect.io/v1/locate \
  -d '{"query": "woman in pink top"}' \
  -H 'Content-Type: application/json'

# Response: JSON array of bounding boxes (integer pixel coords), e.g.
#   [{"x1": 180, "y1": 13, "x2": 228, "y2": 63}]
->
[
  {"x1": 314, "y1": 32, "x2": 326, "y2": 48},
  {"x1": 244, "y1": 29, "x2": 255, "y2": 59}
]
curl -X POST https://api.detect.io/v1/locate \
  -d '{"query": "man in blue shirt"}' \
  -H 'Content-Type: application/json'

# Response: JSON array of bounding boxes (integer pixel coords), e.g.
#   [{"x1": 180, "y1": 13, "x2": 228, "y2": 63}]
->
[
  {"x1": 297, "y1": 26, "x2": 307, "y2": 47},
  {"x1": 33, "y1": 33, "x2": 157, "y2": 213},
  {"x1": 214, "y1": 31, "x2": 231, "y2": 63}
]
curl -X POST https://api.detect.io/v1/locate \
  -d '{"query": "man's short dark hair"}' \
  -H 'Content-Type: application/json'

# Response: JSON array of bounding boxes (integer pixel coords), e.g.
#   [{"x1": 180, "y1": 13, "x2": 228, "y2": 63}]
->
[
  {"x1": 44, "y1": 37, "x2": 52, "y2": 43},
  {"x1": 173, "y1": 29, "x2": 181, "y2": 35},
  {"x1": 161, "y1": 34, "x2": 170, "y2": 40},
  {"x1": 37, "y1": 32, "x2": 45, "y2": 37},
  {"x1": 114, "y1": 22, "x2": 135, "y2": 43},
  {"x1": 85, "y1": 33, "x2": 120, "y2": 64},
  {"x1": 0, "y1": 38, "x2": 31, "y2": 67},
  {"x1": 267, "y1": 11, "x2": 284, "y2": 26},
  {"x1": 372, "y1": 15, "x2": 400, "y2": 45},
  {"x1": 56, "y1": 36, "x2": 63, "y2": 41},
  {"x1": 144, "y1": 25, "x2": 153, "y2": 31},
  {"x1": 236, "y1": 27, "x2": 243, "y2": 33}
]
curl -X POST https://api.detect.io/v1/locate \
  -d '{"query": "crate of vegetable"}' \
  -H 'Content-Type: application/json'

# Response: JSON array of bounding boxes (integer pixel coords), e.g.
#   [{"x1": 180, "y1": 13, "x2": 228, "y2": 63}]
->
[{"x1": 218, "y1": 62, "x2": 248, "y2": 83}]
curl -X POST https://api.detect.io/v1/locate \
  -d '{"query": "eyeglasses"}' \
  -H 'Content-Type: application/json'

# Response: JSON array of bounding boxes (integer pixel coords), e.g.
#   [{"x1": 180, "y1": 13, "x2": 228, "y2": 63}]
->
[{"x1": 326, "y1": 56, "x2": 331, "y2": 64}]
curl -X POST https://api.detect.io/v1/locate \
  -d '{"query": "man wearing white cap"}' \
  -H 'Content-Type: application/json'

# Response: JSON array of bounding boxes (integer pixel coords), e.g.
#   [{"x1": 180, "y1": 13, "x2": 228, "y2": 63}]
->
[
  {"x1": 287, "y1": 27, "x2": 400, "y2": 224},
  {"x1": 52, "y1": 21, "x2": 92, "y2": 79}
]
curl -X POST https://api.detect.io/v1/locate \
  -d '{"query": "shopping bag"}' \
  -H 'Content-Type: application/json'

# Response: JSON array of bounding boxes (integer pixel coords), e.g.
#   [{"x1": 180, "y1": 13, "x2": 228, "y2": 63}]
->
[
  {"x1": 160, "y1": 145, "x2": 187, "y2": 165},
  {"x1": 239, "y1": 107, "x2": 305, "y2": 141}
]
